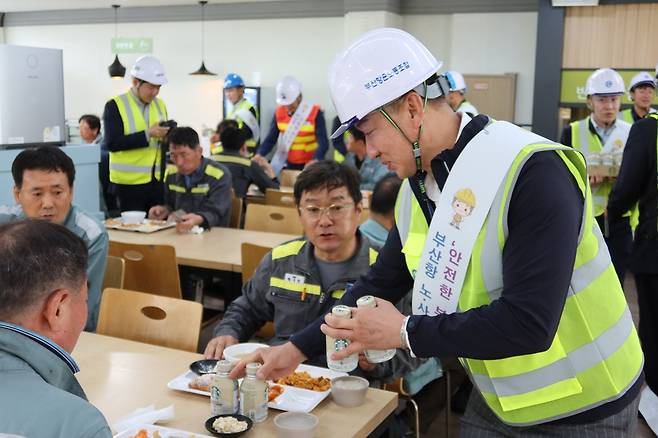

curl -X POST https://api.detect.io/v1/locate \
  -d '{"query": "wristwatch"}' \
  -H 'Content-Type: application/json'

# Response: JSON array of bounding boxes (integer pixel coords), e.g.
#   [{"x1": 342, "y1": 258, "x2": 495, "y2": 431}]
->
[{"x1": 399, "y1": 315, "x2": 411, "y2": 351}]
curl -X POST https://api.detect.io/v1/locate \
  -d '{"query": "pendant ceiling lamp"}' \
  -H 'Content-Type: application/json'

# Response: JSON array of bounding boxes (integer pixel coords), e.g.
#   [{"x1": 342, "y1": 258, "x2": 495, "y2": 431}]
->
[
  {"x1": 108, "y1": 4, "x2": 126, "y2": 79},
  {"x1": 190, "y1": 1, "x2": 217, "y2": 76}
]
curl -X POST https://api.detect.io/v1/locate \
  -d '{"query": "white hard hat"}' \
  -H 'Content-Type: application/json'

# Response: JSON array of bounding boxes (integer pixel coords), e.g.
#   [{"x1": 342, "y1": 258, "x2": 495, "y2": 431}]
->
[
  {"x1": 130, "y1": 55, "x2": 168, "y2": 85},
  {"x1": 628, "y1": 71, "x2": 656, "y2": 92},
  {"x1": 276, "y1": 76, "x2": 302, "y2": 105},
  {"x1": 445, "y1": 70, "x2": 467, "y2": 92},
  {"x1": 585, "y1": 68, "x2": 624, "y2": 96},
  {"x1": 329, "y1": 28, "x2": 445, "y2": 139}
]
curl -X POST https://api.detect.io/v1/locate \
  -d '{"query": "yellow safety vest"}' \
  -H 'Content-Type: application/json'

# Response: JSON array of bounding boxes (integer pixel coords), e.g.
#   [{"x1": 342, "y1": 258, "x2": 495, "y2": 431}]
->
[
  {"x1": 109, "y1": 92, "x2": 168, "y2": 185},
  {"x1": 333, "y1": 130, "x2": 351, "y2": 163},
  {"x1": 394, "y1": 140, "x2": 643, "y2": 425},
  {"x1": 617, "y1": 108, "x2": 634, "y2": 125},
  {"x1": 227, "y1": 98, "x2": 259, "y2": 152},
  {"x1": 570, "y1": 117, "x2": 636, "y2": 226}
]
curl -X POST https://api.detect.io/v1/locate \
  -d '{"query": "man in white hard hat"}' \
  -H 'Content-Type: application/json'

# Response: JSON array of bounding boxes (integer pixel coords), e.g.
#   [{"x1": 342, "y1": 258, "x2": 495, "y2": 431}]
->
[
  {"x1": 254, "y1": 76, "x2": 329, "y2": 174},
  {"x1": 219, "y1": 73, "x2": 260, "y2": 156},
  {"x1": 618, "y1": 71, "x2": 656, "y2": 124},
  {"x1": 560, "y1": 68, "x2": 633, "y2": 284},
  {"x1": 444, "y1": 71, "x2": 478, "y2": 115},
  {"x1": 231, "y1": 28, "x2": 643, "y2": 435},
  {"x1": 103, "y1": 55, "x2": 170, "y2": 212}
]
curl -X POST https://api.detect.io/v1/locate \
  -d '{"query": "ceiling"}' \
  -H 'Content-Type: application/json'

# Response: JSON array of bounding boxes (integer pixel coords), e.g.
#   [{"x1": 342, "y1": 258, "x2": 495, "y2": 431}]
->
[{"x1": 0, "y1": 0, "x2": 275, "y2": 13}]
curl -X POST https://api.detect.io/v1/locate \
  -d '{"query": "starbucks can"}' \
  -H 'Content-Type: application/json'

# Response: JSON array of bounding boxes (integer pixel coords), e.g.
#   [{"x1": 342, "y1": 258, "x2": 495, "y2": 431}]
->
[
  {"x1": 326, "y1": 305, "x2": 358, "y2": 372},
  {"x1": 356, "y1": 295, "x2": 396, "y2": 363}
]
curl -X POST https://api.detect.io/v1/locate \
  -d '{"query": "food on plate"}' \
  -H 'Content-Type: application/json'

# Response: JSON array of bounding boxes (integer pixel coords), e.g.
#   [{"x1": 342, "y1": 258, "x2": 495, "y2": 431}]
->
[
  {"x1": 149, "y1": 219, "x2": 169, "y2": 226},
  {"x1": 130, "y1": 430, "x2": 161, "y2": 438},
  {"x1": 212, "y1": 416, "x2": 249, "y2": 433},
  {"x1": 188, "y1": 373, "x2": 214, "y2": 392},
  {"x1": 275, "y1": 371, "x2": 331, "y2": 391},
  {"x1": 105, "y1": 218, "x2": 121, "y2": 226},
  {"x1": 268, "y1": 384, "x2": 284, "y2": 401}
]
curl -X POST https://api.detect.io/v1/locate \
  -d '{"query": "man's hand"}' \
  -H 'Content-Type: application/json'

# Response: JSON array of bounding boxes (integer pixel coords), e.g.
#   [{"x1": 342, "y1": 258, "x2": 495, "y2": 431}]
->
[
  {"x1": 252, "y1": 153, "x2": 268, "y2": 166},
  {"x1": 358, "y1": 353, "x2": 376, "y2": 371},
  {"x1": 176, "y1": 213, "x2": 204, "y2": 233},
  {"x1": 228, "y1": 342, "x2": 307, "y2": 381},
  {"x1": 147, "y1": 124, "x2": 169, "y2": 139},
  {"x1": 204, "y1": 335, "x2": 239, "y2": 359},
  {"x1": 321, "y1": 297, "x2": 405, "y2": 361},
  {"x1": 148, "y1": 205, "x2": 169, "y2": 220}
]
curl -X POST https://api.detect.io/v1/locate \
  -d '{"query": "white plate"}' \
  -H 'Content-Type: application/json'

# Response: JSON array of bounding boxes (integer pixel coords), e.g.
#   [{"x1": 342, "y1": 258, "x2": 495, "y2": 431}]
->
[
  {"x1": 113, "y1": 423, "x2": 214, "y2": 438},
  {"x1": 167, "y1": 364, "x2": 347, "y2": 413}
]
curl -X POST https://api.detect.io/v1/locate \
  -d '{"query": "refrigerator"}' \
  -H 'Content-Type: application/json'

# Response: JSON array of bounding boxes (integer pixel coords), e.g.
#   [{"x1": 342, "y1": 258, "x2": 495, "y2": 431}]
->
[{"x1": 0, "y1": 45, "x2": 65, "y2": 149}]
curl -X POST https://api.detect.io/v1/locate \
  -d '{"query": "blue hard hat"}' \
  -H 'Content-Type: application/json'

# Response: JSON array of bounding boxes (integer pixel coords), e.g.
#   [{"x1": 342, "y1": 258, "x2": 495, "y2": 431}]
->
[{"x1": 224, "y1": 73, "x2": 244, "y2": 89}]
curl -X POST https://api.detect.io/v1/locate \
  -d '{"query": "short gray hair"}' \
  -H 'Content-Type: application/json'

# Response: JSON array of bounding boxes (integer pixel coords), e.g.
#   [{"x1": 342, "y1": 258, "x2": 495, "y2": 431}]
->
[{"x1": 0, "y1": 220, "x2": 88, "y2": 319}]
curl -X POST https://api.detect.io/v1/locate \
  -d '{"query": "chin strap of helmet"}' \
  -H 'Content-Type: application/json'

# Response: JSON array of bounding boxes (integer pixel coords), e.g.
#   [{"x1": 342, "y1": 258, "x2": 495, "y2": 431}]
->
[{"x1": 378, "y1": 81, "x2": 434, "y2": 215}]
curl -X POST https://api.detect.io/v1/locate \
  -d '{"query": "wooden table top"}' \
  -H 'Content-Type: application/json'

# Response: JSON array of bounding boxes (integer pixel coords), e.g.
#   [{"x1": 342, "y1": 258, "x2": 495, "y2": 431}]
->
[
  {"x1": 73, "y1": 333, "x2": 397, "y2": 437},
  {"x1": 108, "y1": 227, "x2": 299, "y2": 272}
]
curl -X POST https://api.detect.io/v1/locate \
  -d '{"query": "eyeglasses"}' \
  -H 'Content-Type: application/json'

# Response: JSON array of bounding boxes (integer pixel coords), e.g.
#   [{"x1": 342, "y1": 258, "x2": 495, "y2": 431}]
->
[{"x1": 299, "y1": 203, "x2": 355, "y2": 221}]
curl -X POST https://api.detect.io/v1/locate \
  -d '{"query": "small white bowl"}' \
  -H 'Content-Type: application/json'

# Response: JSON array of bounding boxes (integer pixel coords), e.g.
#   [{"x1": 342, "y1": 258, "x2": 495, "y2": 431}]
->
[
  {"x1": 121, "y1": 210, "x2": 146, "y2": 225},
  {"x1": 331, "y1": 375, "x2": 369, "y2": 407},
  {"x1": 223, "y1": 342, "x2": 269, "y2": 363},
  {"x1": 274, "y1": 412, "x2": 318, "y2": 438}
]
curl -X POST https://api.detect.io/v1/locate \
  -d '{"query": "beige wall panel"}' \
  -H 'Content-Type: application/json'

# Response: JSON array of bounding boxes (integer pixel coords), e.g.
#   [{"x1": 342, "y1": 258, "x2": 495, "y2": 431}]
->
[{"x1": 563, "y1": 4, "x2": 658, "y2": 69}]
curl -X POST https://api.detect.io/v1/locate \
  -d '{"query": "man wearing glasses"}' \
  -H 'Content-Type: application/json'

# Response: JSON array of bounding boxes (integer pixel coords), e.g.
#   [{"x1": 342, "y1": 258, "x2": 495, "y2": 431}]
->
[{"x1": 205, "y1": 162, "x2": 419, "y2": 379}]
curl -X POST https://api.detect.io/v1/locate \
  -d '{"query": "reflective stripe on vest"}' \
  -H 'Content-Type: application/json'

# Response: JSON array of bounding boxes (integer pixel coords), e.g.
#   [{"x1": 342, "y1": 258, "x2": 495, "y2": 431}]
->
[
  {"x1": 275, "y1": 105, "x2": 320, "y2": 164},
  {"x1": 212, "y1": 154, "x2": 251, "y2": 167},
  {"x1": 269, "y1": 240, "x2": 378, "y2": 300},
  {"x1": 394, "y1": 142, "x2": 643, "y2": 425},
  {"x1": 109, "y1": 92, "x2": 168, "y2": 185}
]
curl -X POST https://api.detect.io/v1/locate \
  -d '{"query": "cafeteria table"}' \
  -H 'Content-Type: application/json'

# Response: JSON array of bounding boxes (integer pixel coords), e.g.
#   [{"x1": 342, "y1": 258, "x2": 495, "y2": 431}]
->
[
  {"x1": 108, "y1": 227, "x2": 299, "y2": 273},
  {"x1": 74, "y1": 332, "x2": 398, "y2": 437}
]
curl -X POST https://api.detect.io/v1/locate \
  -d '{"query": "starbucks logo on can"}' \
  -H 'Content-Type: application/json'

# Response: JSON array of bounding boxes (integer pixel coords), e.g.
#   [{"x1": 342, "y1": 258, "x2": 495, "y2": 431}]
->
[{"x1": 334, "y1": 338, "x2": 349, "y2": 351}]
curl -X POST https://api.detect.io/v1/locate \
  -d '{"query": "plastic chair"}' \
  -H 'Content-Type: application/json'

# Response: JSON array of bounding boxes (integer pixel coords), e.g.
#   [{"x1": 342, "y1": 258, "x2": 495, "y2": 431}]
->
[
  {"x1": 102, "y1": 255, "x2": 125, "y2": 291},
  {"x1": 97, "y1": 288, "x2": 203, "y2": 352},
  {"x1": 230, "y1": 195, "x2": 244, "y2": 229},
  {"x1": 108, "y1": 241, "x2": 182, "y2": 299},
  {"x1": 244, "y1": 204, "x2": 303, "y2": 235},
  {"x1": 279, "y1": 169, "x2": 301, "y2": 188},
  {"x1": 241, "y1": 243, "x2": 275, "y2": 340},
  {"x1": 265, "y1": 189, "x2": 296, "y2": 207}
]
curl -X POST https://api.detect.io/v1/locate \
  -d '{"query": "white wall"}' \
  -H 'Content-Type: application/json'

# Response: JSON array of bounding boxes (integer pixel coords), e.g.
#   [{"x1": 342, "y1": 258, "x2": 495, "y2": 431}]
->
[
  {"x1": 5, "y1": 17, "x2": 344, "y2": 136},
  {"x1": 4, "y1": 11, "x2": 538, "y2": 134},
  {"x1": 404, "y1": 12, "x2": 537, "y2": 125}
]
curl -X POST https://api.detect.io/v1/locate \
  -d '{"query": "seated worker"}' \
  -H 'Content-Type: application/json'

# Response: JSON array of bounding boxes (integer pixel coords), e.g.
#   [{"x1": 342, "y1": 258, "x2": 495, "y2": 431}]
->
[
  {"x1": 359, "y1": 175, "x2": 401, "y2": 249},
  {"x1": 149, "y1": 127, "x2": 232, "y2": 233},
  {"x1": 205, "y1": 161, "x2": 427, "y2": 385},
  {"x1": 344, "y1": 127, "x2": 392, "y2": 191},
  {"x1": 0, "y1": 146, "x2": 108, "y2": 332},
  {"x1": 0, "y1": 220, "x2": 112, "y2": 437},
  {"x1": 79, "y1": 114, "x2": 103, "y2": 144},
  {"x1": 210, "y1": 119, "x2": 239, "y2": 156},
  {"x1": 211, "y1": 126, "x2": 279, "y2": 198}
]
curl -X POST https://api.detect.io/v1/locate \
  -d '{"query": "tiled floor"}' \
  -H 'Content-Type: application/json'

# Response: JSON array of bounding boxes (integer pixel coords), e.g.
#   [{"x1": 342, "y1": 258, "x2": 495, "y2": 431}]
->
[{"x1": 422, "y1": 275, "x2": 656, "y2": 437}]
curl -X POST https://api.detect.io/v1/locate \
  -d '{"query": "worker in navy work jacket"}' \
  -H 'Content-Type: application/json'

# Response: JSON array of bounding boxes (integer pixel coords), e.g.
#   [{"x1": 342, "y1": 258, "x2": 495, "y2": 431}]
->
[
  {"x1": 230, "y1": 28, "x2": 644, "y2": 436},
  {"x1": 149, "y1": 126, "x2": 232, "y2": 233}
]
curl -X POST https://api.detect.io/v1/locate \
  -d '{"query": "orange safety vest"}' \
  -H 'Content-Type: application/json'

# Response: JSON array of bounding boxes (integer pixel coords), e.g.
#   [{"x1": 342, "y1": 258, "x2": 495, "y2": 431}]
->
[{"x1": 275, "y1": 104, "x2": 320, "y2": 165}]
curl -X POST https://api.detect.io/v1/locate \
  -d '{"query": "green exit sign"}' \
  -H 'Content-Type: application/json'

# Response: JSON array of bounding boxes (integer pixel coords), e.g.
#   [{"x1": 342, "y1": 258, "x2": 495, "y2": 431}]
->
[{"x1": 112, "y1": 37, "x2": 153, "y2": 54}]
